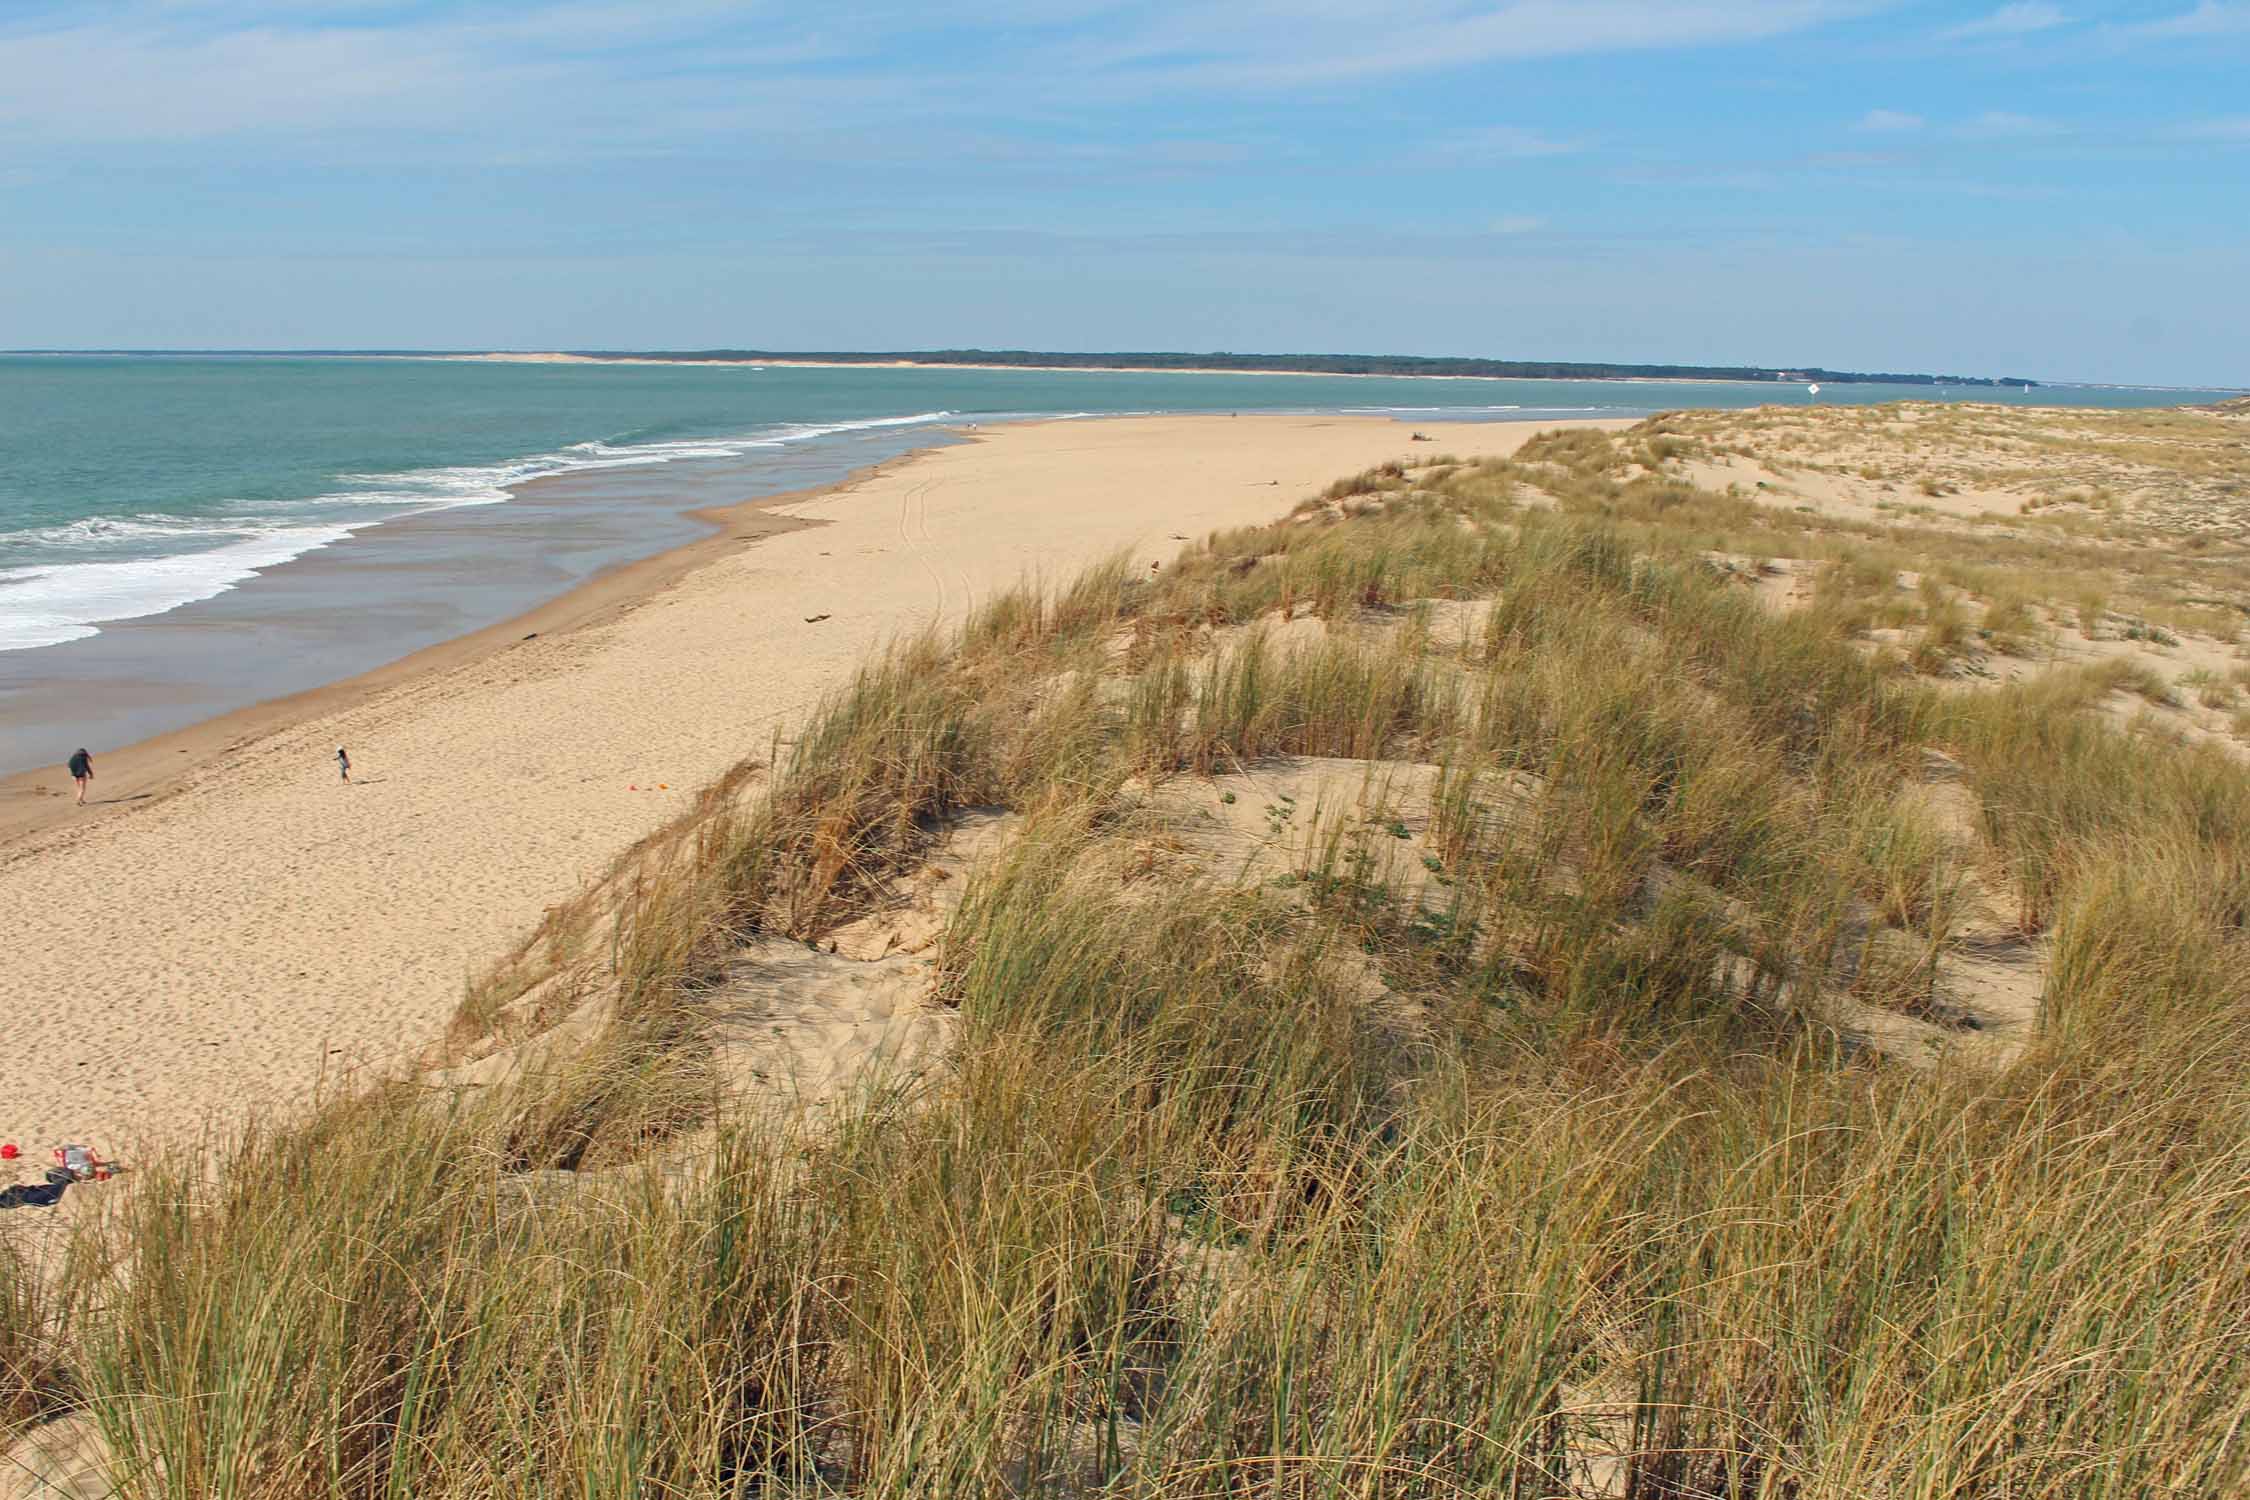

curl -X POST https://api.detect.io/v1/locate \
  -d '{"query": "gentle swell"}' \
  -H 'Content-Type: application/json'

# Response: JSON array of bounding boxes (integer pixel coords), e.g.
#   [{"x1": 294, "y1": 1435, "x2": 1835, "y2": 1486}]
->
[
  {"x1": 0, "y1": 411, "x2": 960, "y2": 653},
  {"x1": 0, "y1": 524, "x2": 357, "y2": 650}
]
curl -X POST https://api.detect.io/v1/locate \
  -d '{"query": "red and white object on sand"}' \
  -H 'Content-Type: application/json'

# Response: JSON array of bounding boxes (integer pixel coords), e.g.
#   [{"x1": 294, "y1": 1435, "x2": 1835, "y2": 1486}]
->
[{"x1": 54, "y1": 1144, "x2": 110, "y2": 1181}]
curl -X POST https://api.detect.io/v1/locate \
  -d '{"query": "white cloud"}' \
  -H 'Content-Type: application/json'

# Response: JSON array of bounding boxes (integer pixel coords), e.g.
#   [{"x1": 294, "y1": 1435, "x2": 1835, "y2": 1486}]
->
[
  {"x1": 0, "y1": 1, "x2": 1887, "y2": 149},
  {"x1": 0, "y1": 14, "x2": 543, "y2": 142},
  {"x1": 1855, "y1": 108, "x2": 1924, "y2": 131},
  {"x1": 2121, "y1": 1, "x2": 2250, "y2": 37},
  {"x1": 1488, "y1": 214, "x2": 1547, "y2": 233},
  {"x1": 1081, "y1": 1, "x2": 1878, "y2": 89},
  {"x1": 1941, "y1": 2, "x2": 2068, "y2": 40},
  {"x1": 2177, "y1": 116, "x2": 2250, "y2": 139}
]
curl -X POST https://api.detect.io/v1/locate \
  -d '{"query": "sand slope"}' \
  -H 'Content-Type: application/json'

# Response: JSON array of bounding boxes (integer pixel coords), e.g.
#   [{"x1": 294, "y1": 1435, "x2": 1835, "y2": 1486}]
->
[{"x1": 0, "y1": 415, "x2": 1614, "y2": 1156}]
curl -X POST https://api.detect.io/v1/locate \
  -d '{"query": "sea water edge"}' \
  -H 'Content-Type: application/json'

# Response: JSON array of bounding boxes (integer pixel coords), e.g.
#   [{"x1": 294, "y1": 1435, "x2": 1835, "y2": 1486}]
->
[{"x1": 0, "y1": 355, "x2": 2228, "y2": 776}]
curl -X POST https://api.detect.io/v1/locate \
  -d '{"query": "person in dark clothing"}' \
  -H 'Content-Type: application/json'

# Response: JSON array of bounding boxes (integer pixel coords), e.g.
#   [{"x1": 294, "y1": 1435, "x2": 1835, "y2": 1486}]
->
[
  {"x1": 336, "y1": 745, "x2": 351, "y2": 783},
  {"x1": 68, "y1": 747, "x2": 93, "y2": 805},
  {"x1": 0, "y1": 1170, "x2": 72, "y2": 1210}
]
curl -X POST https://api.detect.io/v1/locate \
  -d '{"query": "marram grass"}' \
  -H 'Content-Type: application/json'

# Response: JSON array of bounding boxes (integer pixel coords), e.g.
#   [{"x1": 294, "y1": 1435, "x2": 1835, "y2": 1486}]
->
[{"x1": 7, "y1": 424, "x2": 2247, "y2": 1497}]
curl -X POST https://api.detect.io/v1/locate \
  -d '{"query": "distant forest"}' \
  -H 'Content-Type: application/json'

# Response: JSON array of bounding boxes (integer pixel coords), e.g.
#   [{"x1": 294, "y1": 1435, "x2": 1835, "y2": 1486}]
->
[{"x1": 580, "y1": 349, "x2": 2040, "y2": 387}]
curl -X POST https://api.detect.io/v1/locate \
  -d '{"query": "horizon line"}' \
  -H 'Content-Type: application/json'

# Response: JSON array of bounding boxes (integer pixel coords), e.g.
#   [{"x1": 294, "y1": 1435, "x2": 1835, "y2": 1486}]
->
[{"x1": 5, "y1": 348, "x2": 2245, "y2": 392}]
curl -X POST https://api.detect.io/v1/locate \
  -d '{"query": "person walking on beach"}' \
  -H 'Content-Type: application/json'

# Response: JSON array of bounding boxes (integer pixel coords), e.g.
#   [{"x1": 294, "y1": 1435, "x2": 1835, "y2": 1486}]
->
[
  {"x1": 335, "y1": 745, "x2": 351, "y2": 783},
  {"x1": 67, "y1": 748, "x2": 94, "y2": 805}
]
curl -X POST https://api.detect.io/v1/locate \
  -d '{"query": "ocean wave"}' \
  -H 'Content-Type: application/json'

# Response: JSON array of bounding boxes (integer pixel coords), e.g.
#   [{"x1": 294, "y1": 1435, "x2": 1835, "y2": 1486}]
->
[
  {"x1": 762, "y1": 410, "x2": 956, "y2": 442},
  {"x1": 0, "y1": 408, "x2": 963, "y2": 652},
  {"x1": 1339, "y1": 404, "x2": 1527, "y2": 414},
  {"x1": 0, "y1": 523, "x2": 358, "y2": 651},
  {"x1": 0, "y1": 512, "x2": 281, "y2": 550}
]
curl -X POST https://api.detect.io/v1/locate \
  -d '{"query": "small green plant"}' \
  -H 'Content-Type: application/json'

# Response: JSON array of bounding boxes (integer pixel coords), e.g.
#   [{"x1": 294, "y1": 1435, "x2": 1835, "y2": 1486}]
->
[
  {"x1": 2112, "y1": 661, "x2": 2181, "y2": 707},
  {"x1": 2078, "y1": 590, "x2": 2108, "y2": 637},
  {"x1": 1980, "y1": 595, "x2": 2042, "y2": 656},
  {"x1": 1911, "y1": 587, "x2": 1975, "y2": 673},
  {"x1": 2178, "y1": 669, "x2": 2235, "y2": 710}
]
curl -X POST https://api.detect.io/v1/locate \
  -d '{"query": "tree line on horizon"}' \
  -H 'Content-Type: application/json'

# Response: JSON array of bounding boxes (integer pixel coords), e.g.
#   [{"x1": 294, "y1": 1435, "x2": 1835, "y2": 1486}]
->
[{"x1": 580, "y1": 348, "x2": 2040, "y2": 387}]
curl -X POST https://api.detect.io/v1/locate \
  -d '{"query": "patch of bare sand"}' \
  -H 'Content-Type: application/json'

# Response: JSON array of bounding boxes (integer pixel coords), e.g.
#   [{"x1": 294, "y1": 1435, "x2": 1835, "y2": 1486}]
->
[
  {"x1": 1668, "y1": 401, "x2": 2250, "y2": 536},
  {"x1": 697, "y1": 808, "x2": 1019, "y2": 1118},
  {"x1": 423, "y1": 805, "x2": 1017, "y2": 1130},
  {"x1": 0, "y1": 1415, "x2": 117, "y2": 1500}
]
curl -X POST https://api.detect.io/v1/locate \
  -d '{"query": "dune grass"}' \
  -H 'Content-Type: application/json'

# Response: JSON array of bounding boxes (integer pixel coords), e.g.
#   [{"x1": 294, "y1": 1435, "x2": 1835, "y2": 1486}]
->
[
  {"x1": 0, "y1": 1231, "x2": 75, "y2": 1438},
  {"x1": 8, "y1": 421, "x2": 2248, "y2": 1497}
]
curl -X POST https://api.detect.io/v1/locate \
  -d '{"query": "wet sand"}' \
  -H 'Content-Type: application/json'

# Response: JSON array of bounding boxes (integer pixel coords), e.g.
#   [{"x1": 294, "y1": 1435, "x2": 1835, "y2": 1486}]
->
[
  {"x1": 0, "y1": 414, "x2": 1624, "y2": 1158},
  {"x1": 0, "y1": 421, "x2": 951, "y2": 781},
  {"x1": 0, "y1": 480, "x2": 850, "y2": 849}
]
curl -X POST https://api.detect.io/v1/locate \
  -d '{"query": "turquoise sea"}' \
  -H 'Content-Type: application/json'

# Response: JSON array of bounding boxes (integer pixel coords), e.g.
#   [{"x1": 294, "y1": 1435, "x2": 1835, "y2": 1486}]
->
[{"x1": 0, "y1": 355, "x2": 2232, "y2": 775}]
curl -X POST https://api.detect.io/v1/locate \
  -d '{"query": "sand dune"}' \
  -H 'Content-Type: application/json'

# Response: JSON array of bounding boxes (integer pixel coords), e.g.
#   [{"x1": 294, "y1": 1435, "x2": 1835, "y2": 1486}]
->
[{"x1": 0, "y1": 414, "x2": 1619, "y2": 1158}]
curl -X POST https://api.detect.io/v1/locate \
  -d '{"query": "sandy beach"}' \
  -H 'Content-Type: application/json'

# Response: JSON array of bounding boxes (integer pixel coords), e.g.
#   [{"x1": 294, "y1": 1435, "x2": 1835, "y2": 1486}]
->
[{"x1": 0, "y1": 413, "x2": 1619, "y2": 1157}]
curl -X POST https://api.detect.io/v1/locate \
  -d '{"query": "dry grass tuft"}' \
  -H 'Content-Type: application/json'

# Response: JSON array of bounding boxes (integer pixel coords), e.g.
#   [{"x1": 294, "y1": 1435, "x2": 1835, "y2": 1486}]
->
[{"x1": 12, "y1": 413, "x2": 2250, "y2": 1498}]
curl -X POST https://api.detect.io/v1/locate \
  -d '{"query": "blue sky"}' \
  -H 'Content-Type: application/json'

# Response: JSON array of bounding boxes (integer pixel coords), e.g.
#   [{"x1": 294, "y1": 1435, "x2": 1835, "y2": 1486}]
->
[{"x1": 0, "y1": 1, "x2": 2243, "y2": 385}]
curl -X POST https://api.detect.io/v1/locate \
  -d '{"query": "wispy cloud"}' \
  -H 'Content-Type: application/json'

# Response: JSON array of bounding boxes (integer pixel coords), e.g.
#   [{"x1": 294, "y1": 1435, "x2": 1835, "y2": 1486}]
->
[
  {"x1": 1423, "y1": 125, "x2": 1580, "y2": 163},
  {"x1": 1956, "y1": 110, "x2": 2064, "y2": 138},
  {"x1": 1059, "y1": 1, "x2": 1878, "y2": 90},
  {"x1": 2177, "y1": 115, "x2": 2250, "y2": 139},
  {"x1": 1607, "y1": 164, "x2": 1784, "y2": 191},
  {"x1": 0, "y1": 18, "x2": 509, "y2": 141},
  {"x1": 0, "y1": 0, "x2": 1884, "y2": 152},
  {"x1": 1941, "y1": 2, "x2": 2068, "y2": 40},
  {"x1": 1855, "y1": 108, "x2": 1925, "y2": 131},
  {"x1": 1808, "y1": 149, "x2": 1912, "y2": 166},
  {"x1": 2118, "y1": 1, "x2": 2250, "y2": 38}
]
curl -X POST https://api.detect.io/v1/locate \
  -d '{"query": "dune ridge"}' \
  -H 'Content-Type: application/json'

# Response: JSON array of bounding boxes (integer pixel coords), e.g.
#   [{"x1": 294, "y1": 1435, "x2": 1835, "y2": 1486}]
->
[{"x1": 0, "y1": 414, "x2": 1592, "y2": 1156}]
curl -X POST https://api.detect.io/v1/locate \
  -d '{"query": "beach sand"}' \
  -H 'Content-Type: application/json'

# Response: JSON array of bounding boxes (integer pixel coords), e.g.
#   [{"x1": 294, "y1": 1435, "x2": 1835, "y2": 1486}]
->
[{"x1": 0, "y1": 414, "x2": 1621, "y2": 1158}]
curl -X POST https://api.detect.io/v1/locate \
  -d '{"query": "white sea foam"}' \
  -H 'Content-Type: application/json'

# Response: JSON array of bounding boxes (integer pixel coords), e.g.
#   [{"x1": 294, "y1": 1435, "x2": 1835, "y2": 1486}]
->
[
  {"x1": 764, "y1": 410, "x2": 957, "y2": 442},
  {"x1": 0, "y1": 409, "x2": 963, "y2": 653},
  {"x1": 1339, "y1": 404, "x2": 1528, "y2": 414},
  {"x1": 0, "y1": 513, "x2": 263, "y2": 551},
  {"x1": 0, "y1": 523, "x2": 359, "y2": 651}
]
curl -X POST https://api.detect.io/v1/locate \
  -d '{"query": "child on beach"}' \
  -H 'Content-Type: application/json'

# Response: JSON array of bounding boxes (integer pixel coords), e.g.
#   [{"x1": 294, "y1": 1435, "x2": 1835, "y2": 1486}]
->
[
  {"x1": 68, "y1": 747, "x2": 93, "y2": 805},
  {"x1": 336, "y1": 746, "x2": 351, "y2": 783}
]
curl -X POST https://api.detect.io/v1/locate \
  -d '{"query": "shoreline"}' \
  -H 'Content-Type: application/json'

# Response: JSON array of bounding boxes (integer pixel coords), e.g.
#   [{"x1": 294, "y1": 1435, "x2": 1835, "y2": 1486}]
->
[
  {"x1": 424, "y1": 352, "x2": 1892, "y2": 388},
  {"x1": 0, "y1": 450, "x2": 922, "y2": 852},
  {"x1": 0, "y1": 393, "x2": 1563, "y2": 842},
  {"x1": 11, "y1": 350, "x2": 1906, "y2": 387},
  {"x1": 0, "y1": 413, "x2": 1625, "y2": 1157},
  {"x1": 26, "y1": 349, "x2": 2244, "y2": 395}
]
